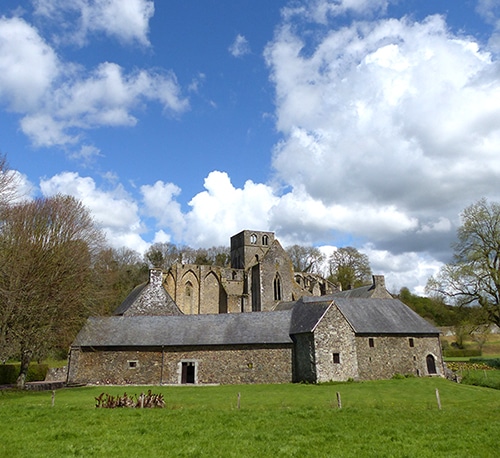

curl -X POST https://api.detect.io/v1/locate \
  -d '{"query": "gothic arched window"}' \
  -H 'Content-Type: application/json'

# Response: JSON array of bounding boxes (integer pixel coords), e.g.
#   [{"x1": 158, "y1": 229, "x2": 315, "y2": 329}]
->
[{"x1": 273, "y1": 274, "x2": 282, "y2": 301}]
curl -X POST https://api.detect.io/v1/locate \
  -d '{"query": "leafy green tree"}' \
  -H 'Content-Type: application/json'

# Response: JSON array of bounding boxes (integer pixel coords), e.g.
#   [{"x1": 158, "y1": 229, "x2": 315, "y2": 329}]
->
[
  {"x1": 328, "y1": 247, "x2": 371, "y2": 290},
  {"x1": 427, "y1": 199, "x2": 500, "y2": 326},
  {"x1": 0, "y1": 195, "x2": 105, "y2": 387}
]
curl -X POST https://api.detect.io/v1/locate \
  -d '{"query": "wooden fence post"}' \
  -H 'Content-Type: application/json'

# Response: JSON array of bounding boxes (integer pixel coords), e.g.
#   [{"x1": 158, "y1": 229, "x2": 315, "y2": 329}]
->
[
  {"x1": 435, "y1": 388, "x2": 442, "y2": 410},
  {"x1": 336, "y1": 391, "x2": 342, "y2": 409},
  {"x1": 237, "y1": 392, "x2": 241, "y2": 410}
]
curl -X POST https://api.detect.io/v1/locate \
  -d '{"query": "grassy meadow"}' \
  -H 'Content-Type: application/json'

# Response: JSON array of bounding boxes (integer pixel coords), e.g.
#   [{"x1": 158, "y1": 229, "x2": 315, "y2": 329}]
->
[{"x1": 1, "y1": 378, "x2": 500, "y2": 457}]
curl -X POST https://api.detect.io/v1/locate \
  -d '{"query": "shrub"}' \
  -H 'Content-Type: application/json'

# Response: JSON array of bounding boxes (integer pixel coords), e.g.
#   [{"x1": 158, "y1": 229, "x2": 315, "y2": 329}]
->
[
  {"x1": 95, "y1": 390, "x2": 165, "y2": 408},
  {"x1": 0, "y1": 364, "x2": 48, "y2": 384}
]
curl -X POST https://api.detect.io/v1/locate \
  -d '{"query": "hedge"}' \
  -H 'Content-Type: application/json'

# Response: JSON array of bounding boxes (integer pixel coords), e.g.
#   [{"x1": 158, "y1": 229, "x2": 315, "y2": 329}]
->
[
  {"x1": 0, "y1": 364, "x2": 49, "y2": 384},
  {"x1": 443, "y1": 348, "x2": 482, "y2": 358},
  {"x1": 470, "y1": 358, "x2": 500, "y2": 369}
]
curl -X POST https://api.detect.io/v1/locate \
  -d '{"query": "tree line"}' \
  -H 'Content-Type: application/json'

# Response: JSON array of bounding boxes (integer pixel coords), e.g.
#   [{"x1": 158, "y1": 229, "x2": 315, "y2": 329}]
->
[{"x1": 2, "y1": 152, "x2": 500, "y2": 384}]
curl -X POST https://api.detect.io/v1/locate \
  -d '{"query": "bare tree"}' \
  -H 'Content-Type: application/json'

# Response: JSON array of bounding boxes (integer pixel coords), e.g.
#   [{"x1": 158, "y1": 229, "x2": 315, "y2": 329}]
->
[
  {"x1": 144, "y1": 242, "x2": 180, "y2": 269},
  {"x1": 92, "y1": 247, "x2": 148, "y2": 315},
  {"x1": 286, "y1": 245, "x2": 325, "y2": 274},
  {"x1": 0, "y1": 195, "x2": 105, "y2": 387},
  {"x1": 0, "y1": 153, "x2": 23, "y2": 209}
]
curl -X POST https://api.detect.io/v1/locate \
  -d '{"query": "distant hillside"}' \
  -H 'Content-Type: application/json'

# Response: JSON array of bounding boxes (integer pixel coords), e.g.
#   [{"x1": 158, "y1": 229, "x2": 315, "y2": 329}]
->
[{"x1": 397, "y1": 287, "x2": 458, "y2": 326}]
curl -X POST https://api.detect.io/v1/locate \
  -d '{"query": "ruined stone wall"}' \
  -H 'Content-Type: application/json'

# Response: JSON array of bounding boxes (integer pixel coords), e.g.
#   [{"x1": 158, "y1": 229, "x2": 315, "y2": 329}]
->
[
  {"x1": 355, "y1": 335, "x2": 443, "y2": 380},
  {"x1": 259, "y1": 241, "x2": 297, "y2": 310},
  {"x1": 313, "y1": 305, "x2": 359, "y2": 382},
  {"x1": 165, "y1": 264, "x2": 245, "y2": 315},
  {"x1": 68, "y1": 344, "x2": 293, "y2": 385}
]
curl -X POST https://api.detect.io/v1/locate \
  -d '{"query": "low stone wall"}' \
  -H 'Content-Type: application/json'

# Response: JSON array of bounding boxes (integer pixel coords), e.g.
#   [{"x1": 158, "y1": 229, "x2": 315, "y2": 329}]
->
[{"x1": 68, "y1": 344, "x2": 293, "y2": 386}]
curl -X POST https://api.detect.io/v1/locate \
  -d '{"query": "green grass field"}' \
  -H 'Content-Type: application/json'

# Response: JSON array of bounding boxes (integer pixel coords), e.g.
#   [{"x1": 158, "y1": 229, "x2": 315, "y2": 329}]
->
[{"x1": 1, "y1": 378, "x2": 500, "y2": 457}]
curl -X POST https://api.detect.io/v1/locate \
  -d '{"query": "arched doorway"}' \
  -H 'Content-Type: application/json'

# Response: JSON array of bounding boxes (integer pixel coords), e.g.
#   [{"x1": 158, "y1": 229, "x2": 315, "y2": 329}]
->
[{"x1": 426, "y1": 354, "x2": 437, "y2": 374}]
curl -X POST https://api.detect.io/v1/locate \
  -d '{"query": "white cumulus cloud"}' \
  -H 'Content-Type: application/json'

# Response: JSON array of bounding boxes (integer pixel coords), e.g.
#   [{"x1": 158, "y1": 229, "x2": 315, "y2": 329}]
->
[
  {"x1": 33, "y1": 0, "x2": 155, "y2": 47},
  {"x1": 39, "y1": 172, "x2": 149, "y2": 252}
]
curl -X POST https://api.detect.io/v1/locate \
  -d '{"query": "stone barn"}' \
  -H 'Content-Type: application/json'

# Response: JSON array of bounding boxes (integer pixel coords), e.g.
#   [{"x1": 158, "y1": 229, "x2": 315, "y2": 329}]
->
[
  {"x1": 68, "y1": 284, "x2": 443, "y2": 385},
  {"x1": 67, "y1": 230, "x2": 444, "y2": 385}
]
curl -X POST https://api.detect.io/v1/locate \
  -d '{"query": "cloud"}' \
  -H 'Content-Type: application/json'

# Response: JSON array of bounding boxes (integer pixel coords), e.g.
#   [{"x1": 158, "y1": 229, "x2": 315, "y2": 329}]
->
[
  {"x1": 33, "y1": 0, "x2": 155, "y2": 47},
  {"x1": 39, "y1": 172, "x2": 149, "y2": 252},
  {"x1": 183, "y1": 171, "x2": 279, "y2": 247},
  {"x1": 263, "y1": 11, "x2": 500, "y2": 260},
  {"x1": 0, "y1": 16, "x2": 59, "y2": 111},
  {"x1": 229, "y1": 34, "x2": 251, "y2": 57},
  {"x1": 282, "y1": 0, "x2": 390, "y2": 23},
  {"x1": 141, "y1": 180, "x2": 185, "y2": 233},
  {"x1": 0, "y1": 16, "x2": 188, "y2": 148}
]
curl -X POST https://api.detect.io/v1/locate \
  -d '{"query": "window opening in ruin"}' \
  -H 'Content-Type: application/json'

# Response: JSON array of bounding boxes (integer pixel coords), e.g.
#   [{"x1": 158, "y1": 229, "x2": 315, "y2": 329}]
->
[
  {"x1": 333, "y1": 353, "x2": 340, "y2": 364},
  {"x1": 128, "y1": 361, "x2": 138, "y2": 369},
  {"x1": 426, "y1": 354, "x2": 437, "y2": 374},
  {"x1": 274, "y1": 274, "x2": 282, "y2": 301},
  {"x1": 181, "y1": 361, "x2": 196, "y2": 384},
  {"x1": 409, "y1": 338, "x2": 414, "y2": 347},
  {"x1": 262, "y1": 235, "x2": 269, "y2": 245},
  {"x1": 250, "y1": 234, "x2": 257, "y2": 244},
  {"x1": 369, "y1": 338, "x2": 375, "y2": 348}
]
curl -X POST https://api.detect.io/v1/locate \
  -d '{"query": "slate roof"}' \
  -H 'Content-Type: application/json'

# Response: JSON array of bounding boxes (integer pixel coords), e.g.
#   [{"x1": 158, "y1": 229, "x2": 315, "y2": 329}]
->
[
  {"x1": 334, "y1": 298, "x2": 439, "y2": 335},
  {"x1": 289, "y1": 298, "x2": 331, "y2": 334},
  {"x1": 114, "y1": 283, "x2": 147, "y2": 315},
  {"x1": 73, "y1": 311, "x2": 294, "y2": 347},
  {"x1": 332, "y1": 285, "x2": 374, "y2": 298}
]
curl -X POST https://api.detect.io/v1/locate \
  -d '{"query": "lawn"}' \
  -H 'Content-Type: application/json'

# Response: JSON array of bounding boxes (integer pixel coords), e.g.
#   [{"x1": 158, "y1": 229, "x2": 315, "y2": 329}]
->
[{"x1": 1, "y1": 378, "x2": 500, "y2": 457}]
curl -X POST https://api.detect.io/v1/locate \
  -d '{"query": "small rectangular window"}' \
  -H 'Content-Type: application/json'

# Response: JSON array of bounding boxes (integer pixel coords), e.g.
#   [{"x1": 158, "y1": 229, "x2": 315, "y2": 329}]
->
[
  {"x1": 333, "y1": 353, "x2": 340, "y2": 364},
  {"x1": 128, "y1": 360, "x2": 138, "y2": 369},
  {"x1": 409, "y1": 338, "x2": 414, "y2": 348},
  {"x1": 369, "y1": 338, "x2": 375, "y2": 348}
]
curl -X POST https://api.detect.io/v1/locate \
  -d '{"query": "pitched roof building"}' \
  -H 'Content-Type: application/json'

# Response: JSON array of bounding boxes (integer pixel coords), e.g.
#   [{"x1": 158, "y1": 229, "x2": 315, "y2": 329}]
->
[{"x1": 67, "y1": 231, "x2": 444, "y2": 385}]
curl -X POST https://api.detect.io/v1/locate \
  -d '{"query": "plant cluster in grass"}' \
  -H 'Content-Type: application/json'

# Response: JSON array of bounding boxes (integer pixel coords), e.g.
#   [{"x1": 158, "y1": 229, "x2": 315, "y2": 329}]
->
[
  {"x1": 95, "y1": 390, "x2": 165, "y2": 408},
  {"x1": 1, "y1": 378, "x2": 500, "y2": 457}
]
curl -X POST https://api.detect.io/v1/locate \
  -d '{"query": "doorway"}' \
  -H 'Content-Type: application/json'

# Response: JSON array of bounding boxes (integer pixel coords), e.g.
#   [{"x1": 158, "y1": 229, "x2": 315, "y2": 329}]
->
[
  {"x1": 426, "y1": 354, "x2": 437, "y2": 374},
  {"x1": 181, "y1": 361, "x2": 196, "y2": 384}
]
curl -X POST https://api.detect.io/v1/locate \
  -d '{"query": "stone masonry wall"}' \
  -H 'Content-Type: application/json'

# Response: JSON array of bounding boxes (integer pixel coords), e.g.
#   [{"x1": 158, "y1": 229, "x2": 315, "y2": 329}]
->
[
  {"x1": 68, "y1": 344, "x2": 293, "y2": 385},
  {"x1": 355, "y1": 335, "x2": 443, "y2": 380},
  {"x1": 313, "y1": 305, "x2": 359, "y2": 382}
]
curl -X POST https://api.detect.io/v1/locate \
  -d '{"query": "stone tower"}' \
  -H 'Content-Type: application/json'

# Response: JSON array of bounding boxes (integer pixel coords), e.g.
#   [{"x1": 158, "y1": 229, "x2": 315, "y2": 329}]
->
[{"x1": 230, "y1": 230, "x2": 275, "y2": 270}]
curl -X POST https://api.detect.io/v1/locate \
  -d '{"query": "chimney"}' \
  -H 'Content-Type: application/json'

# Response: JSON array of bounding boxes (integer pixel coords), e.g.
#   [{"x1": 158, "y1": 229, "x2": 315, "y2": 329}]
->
[
  {"x1": 149, "y1": 268, "x2": 163, "y2": 289},
  {"x1": 372, "y1": 275, "x2": 386, "y2": 290}
]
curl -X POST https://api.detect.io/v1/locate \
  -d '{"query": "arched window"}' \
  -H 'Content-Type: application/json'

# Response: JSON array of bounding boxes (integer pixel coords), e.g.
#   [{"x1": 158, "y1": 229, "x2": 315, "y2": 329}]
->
[
  {"x1": 250, "y1": 233, "x2": 257, "y2": 244},
  {"x1": 426, "y1": 354, "x2": 437, "y2": 374},
  {"x1": 262, "y1": 235, "x2": 269, "y2": 245},
  {"x1": 273, "y1": 274, "x2": 282, "y2": 301}
]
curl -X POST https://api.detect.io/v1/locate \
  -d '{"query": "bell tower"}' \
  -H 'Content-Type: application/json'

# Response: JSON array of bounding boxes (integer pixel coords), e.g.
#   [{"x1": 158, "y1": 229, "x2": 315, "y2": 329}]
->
[{"x1": 230, "y1": 230, "x2": 275, "y2": 270}]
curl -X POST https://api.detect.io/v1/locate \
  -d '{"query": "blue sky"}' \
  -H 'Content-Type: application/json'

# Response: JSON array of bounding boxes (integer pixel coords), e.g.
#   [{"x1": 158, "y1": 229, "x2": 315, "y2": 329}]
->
[{"x1": 1, "y1": 0, "x2": 500, "y2": 294}]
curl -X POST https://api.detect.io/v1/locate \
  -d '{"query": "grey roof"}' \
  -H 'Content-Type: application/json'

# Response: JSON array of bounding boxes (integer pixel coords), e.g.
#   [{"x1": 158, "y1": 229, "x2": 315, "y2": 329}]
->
[
  {"x1": 332, "y1": 285, "x2": 374, "y2": 298},
  {"x1": 289, "y1": 298, "x2": 331, "y2": 334},
  {"x1": 114, "y1": 283, "x2": 147, "y2": 315},
  {"x1": 334, "y1": 298, "x2": 439, "y2": 335},
  {"x1": 73, "y1": 311, "x2": 294, "y2": 347}
]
